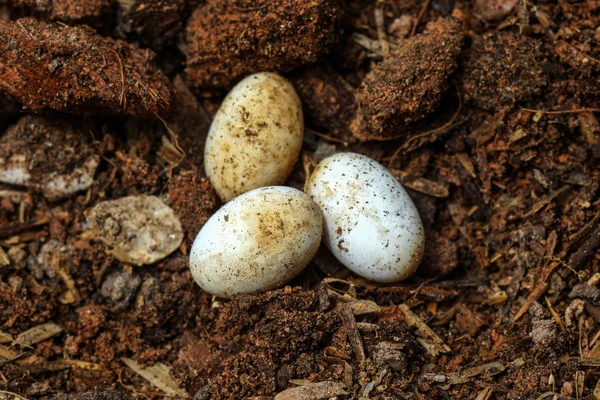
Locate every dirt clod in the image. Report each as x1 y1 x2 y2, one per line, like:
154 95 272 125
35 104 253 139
0 18 172 117
185 0 341 91
350 17 463 141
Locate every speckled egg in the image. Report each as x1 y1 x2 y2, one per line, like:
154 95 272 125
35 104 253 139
204 72 304 202
306 152 425 282
189 186 322 297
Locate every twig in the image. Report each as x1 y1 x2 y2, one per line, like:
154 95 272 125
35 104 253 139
16 20 35 40
103 47 126 107
388 91 463 166
513 262 559 321
410 0 431 37
154 112 186 171
521 107 600 115
545 297 567 334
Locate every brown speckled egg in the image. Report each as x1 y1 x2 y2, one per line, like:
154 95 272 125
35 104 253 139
204 72 303 202
189 186 322 297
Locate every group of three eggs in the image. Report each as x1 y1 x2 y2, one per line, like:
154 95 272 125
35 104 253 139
190 72 425 297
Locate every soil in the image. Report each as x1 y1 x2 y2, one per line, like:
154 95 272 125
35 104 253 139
1 0 600 399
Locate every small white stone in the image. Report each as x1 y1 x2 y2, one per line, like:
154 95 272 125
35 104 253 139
204 72 304 202
87 195 183 265
306 152 425 283
189 186 322 297
0 115 99 201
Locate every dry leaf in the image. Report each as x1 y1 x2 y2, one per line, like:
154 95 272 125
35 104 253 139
14 322 63 347
121 358 188 397
399 304 450 356
275 381 347 400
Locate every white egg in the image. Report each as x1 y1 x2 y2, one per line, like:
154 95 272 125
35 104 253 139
189 186 322 297
306 152 425 283
204 72 304 202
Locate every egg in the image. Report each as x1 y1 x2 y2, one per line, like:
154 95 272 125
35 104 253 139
189 186 322 297
306 152 425 283
204 72 304 202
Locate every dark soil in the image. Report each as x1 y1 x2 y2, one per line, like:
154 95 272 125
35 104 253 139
2 0 600 399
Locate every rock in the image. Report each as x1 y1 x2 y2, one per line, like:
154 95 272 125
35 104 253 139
87 195 184 265
0 18 172 117
372 342 407 373
100 269 142 307
530 319 557 345
569 283 600 301
0 115 100 200
350 17 463 141
185 0 341 91
37 239 64 279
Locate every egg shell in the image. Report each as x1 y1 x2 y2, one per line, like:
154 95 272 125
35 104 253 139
189 186 323 297
306 152 425 283
204 72 304 202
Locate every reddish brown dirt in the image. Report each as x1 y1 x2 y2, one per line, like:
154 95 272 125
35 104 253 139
0 18 172 117
185 0 341 92
2 1 600 400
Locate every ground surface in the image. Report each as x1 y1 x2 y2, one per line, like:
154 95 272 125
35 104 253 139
1 0 600 399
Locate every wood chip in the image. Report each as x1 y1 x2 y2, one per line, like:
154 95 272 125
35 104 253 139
51 251 81 303
0 390 29 400
340 304 366 364
0 246 9 266
349 300 381 316
0 330 13 344
576 371 585 399
391 169 449 198
475 387 493 400
0 344 19 360
569 225 600 270
593 377 600 399
275 381 347 400
344 362 353 389
514 262 559 322
398 304 450 356
456 153 476 177
545 297 567 334
65 359 102 370
524 185 570 217
121 358 188 397
14 322 63 347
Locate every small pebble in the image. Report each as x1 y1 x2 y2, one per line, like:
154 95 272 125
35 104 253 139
100 269 142 308
204 72 304 202
189 186 322 297
87 195 183 265
0 115 99 200
306 152 425 282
